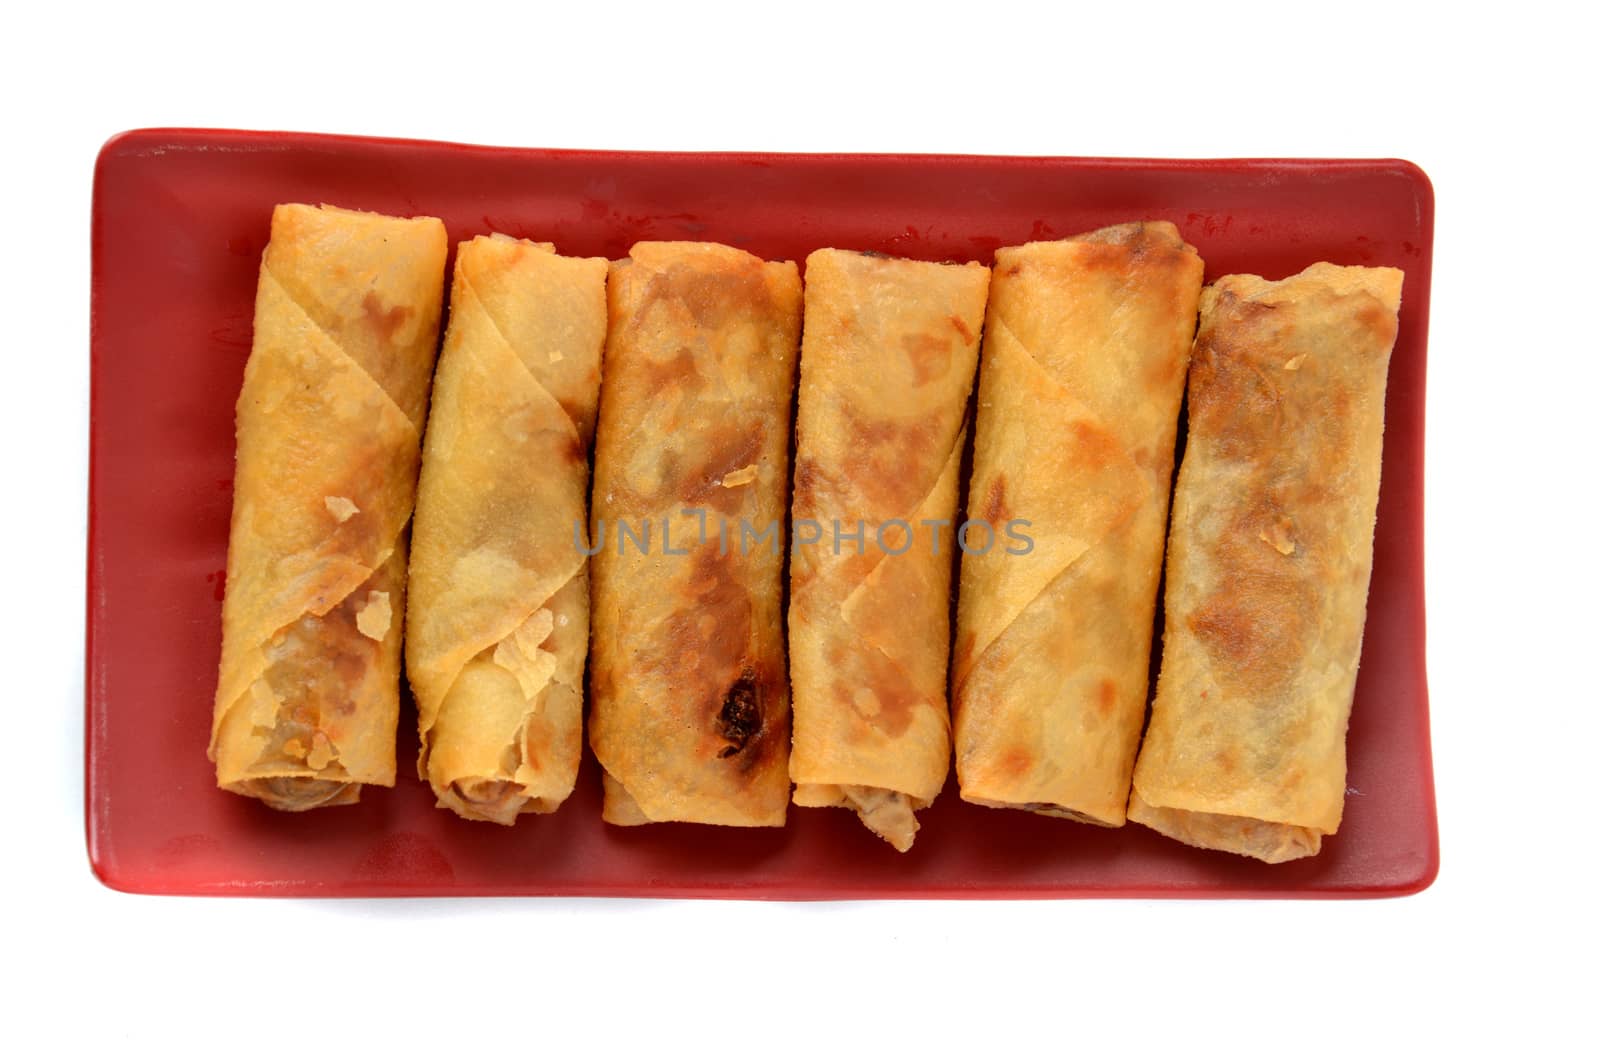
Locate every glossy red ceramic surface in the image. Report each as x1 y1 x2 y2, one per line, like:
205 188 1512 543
88 129 1436 897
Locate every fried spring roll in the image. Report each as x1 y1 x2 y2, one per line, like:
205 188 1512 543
405 236 607 824
952 222 1203 826
210 204 447 810
788 250 989 851
1129 262 1404 862
587 242 801 827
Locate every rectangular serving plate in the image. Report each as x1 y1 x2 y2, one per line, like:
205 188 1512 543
87 128 1437 898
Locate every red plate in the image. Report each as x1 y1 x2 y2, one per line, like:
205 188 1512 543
87 128 1437 897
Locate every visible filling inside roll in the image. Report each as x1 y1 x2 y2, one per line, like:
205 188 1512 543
957 786 1119 827
1129 792 1322 864
794 783 924 852
234 776 361 812
1013 801 1116 829
840 786 920 853
440 778 549 825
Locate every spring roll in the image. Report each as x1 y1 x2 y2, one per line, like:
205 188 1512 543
1129 262 1404 862
788 250 989 851
210 204 447 810
952 222 1203 826
587 242 801 827
405 236 606 824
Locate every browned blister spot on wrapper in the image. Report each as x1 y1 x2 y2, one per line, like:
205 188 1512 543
980 474 1010 525
362 291 413 344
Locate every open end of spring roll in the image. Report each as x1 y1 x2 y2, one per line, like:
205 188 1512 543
787 249 989 851
952 222 1203 827
210 204 447 808
231 778 362 812
405 236 607 825
587 242 801 828
1125 797 1323 863
1128 262 1404 862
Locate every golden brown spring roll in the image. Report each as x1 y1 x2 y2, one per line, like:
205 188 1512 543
952 222 1203 827
405 236 606 824
210 203 447 810
1129 262 1404 862
788 250 989 851
587 242 801 827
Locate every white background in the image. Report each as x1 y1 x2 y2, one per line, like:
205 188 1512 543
5 1 1593 1057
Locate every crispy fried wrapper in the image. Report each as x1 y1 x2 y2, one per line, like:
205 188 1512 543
406 236 606 824
587 242 801 827
953 222 1203 827
210 204 447 810
788 250 989 851
1129 262 1403 862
